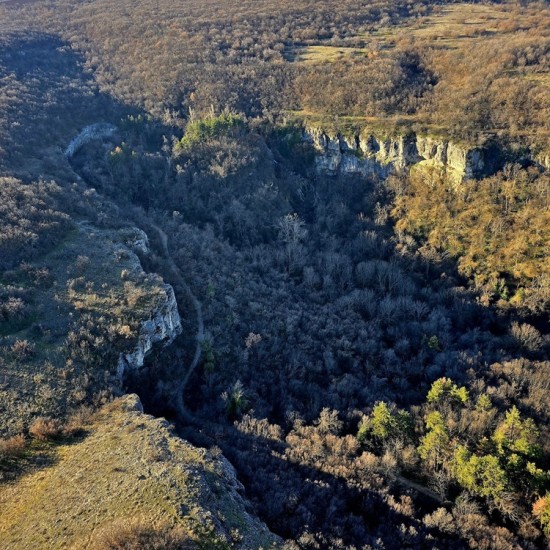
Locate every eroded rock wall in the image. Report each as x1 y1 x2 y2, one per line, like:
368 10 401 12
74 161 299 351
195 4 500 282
535 150 550 171
65 123 118 159
304 127 489 181
115 230 182 379
117 282 182 379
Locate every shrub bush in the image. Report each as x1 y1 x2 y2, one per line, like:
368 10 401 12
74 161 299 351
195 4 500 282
0 434 26 459
10 339 35 360
89 517 196 550
177 112 244 150
29 417 62 441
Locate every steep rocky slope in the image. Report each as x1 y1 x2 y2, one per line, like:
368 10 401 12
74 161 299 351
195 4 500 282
0 394 280 549
302 125 547 181
0 223 181 436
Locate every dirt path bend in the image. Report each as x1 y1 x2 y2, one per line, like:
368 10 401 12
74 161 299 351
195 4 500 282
395 474 445 504
149 223 205 416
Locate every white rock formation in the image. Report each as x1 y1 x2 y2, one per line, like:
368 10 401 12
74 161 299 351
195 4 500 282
65 123 118 159
304 126 489 180
117 283 182 380
534 149 550 171
120 227 150 255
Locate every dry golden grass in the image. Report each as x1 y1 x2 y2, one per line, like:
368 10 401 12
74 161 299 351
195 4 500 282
278 3 535 79
524 73 550 88
289 45 370 64
0 395 278 549
390 4 511 49
290 4 518 64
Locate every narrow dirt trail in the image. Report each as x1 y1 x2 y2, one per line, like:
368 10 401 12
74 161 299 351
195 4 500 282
395 474 445 504
149 223 205 416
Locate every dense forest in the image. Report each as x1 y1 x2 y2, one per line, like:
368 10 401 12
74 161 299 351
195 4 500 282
76 113 548 548
0 0 549 548
1 0 549 142
390 165 550 313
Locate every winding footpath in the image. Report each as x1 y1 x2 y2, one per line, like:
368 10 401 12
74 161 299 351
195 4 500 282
149 223 205 417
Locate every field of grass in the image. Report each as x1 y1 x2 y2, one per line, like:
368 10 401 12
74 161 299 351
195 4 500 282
287 45 371 64
0 395 278 548
379 3 512 48
287 4 514 64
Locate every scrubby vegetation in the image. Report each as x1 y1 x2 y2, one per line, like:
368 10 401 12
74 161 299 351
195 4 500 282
391 165 550 311
0 178 71 269
0 0 549 547
89 518 196 550
0 224 170 437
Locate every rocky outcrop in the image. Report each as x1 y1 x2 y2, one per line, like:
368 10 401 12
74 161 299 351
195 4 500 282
304 126 489 180
415 135 448 165
534 149 550 171
0 394 280 549
446 142 485 179
100 225 183 380
117 282 182 380
304 127 417 178
65 123 118 159
119 226 150 256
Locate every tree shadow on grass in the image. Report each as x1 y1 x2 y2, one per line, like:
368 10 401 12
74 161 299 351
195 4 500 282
0 430 90 485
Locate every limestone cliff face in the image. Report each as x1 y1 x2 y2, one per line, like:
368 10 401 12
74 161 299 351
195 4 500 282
304 126 488 180
116 230 182 380
534 150 550 171
415 135 448 165
120 226 150 256
65 123 118 159
304 127 416 178
117 283 182 380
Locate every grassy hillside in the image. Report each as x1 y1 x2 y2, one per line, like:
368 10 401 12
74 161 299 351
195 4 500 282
0 394 279 549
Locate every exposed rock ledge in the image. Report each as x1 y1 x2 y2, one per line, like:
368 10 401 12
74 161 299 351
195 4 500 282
65 122 118 159
534 149 550 171
116 231 182 380
117 282 182 380
303 127 493 181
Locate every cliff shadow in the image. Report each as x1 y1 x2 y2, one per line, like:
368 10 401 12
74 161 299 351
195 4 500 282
0 31 135 181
